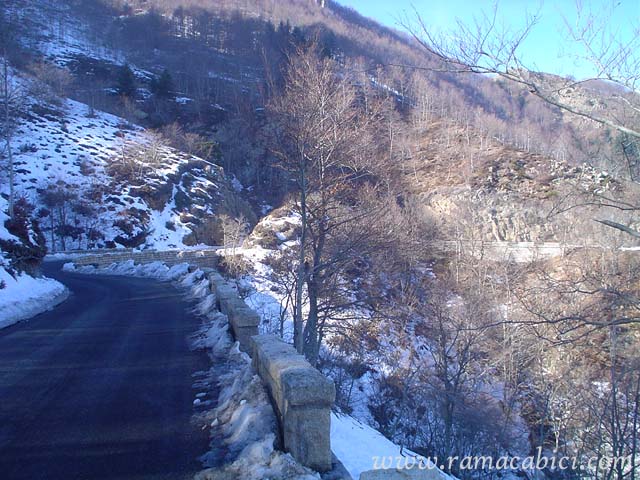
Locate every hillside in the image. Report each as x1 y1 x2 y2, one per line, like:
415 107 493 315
405 120 639 244
11 0 626 169
26 0 633 246
1 0 639 478
11 92 242 251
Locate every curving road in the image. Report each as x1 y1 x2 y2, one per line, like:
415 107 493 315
0 262 211 480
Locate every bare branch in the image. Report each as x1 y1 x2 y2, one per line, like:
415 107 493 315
401 2 640 139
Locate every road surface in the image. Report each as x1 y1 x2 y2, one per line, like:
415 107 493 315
0 262 211 480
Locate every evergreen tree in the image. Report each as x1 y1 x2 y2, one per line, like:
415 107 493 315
150 69 174 98
116 64 136 97
291 26 305 46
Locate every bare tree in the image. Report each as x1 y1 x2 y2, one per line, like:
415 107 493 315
39 182 80 252
268 44 392 363
108 132 167 182
264 248 299 339
220 213 248 251
405 2 640 139
0 26 23 221
29 61 74 105
404 2 640 243
403 6 640 455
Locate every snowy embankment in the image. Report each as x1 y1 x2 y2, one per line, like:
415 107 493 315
193 323 319 480
0 267 68 329
8 93 215 251
0 204 68 328
332 414 451 479
221 211 456 480
63 259 191 279
4 61 231 252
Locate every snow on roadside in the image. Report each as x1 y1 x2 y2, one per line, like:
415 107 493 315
67 256 450 479
332 413 451 480
0 194 68 327
0 267 68 329
68 258 445 480
218 216 439 479
194 343 319 480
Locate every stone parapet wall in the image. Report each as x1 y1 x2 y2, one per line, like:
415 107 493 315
72 248 220 269
207 271 259 352
251 334 336 473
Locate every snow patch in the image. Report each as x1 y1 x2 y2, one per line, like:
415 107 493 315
195 344 319 480
332 413 449 480
0 267 68 329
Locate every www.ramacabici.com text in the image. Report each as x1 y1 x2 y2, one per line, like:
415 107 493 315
372 448 632 473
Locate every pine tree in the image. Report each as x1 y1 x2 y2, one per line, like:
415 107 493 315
150 69 174 98
116 64 136 97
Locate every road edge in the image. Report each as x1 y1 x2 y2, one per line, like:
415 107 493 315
0 284 70 330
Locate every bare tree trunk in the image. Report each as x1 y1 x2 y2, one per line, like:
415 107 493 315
303 275 320 364
293 154 307 354
50 215 56 253
630 374 639 480
3 55 14 219
303 214 326 365
6 129 13 220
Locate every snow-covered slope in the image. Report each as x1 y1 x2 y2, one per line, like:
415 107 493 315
4 77 238 251
9 0 125 67
0 198 67 328
1 0 248 253
332 413 455 480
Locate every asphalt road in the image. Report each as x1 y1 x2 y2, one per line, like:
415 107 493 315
0 262 211 480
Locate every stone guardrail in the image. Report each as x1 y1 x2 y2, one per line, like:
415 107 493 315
207 270 260 352
251 335 336 473
71 248 221 269
205 271 340 475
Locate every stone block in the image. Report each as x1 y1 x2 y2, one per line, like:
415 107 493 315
282 367 335 406
251 335 335 472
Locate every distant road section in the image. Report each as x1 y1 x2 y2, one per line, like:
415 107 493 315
0 263 210 480
436 240 636 262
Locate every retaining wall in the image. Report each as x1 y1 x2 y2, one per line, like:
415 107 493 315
206 272 338 474
72 248 220 269
251 334 336 473
207 270 259 352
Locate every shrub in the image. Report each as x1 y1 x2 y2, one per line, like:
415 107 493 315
217 254 253 279
2 198 47 275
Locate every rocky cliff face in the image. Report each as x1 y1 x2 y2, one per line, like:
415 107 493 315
408 126 638 245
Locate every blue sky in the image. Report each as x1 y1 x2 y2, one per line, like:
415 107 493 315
334 0 639 80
